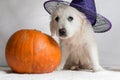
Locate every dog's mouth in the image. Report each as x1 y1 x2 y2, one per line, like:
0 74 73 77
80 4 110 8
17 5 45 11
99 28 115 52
59 36 67 39
58 34 71 39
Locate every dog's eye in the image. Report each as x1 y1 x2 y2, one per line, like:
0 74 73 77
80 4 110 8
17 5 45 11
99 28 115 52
68 16 73 21
55 16 59 22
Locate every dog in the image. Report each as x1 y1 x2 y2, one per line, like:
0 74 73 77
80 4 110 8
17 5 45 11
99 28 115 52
50 5 104 72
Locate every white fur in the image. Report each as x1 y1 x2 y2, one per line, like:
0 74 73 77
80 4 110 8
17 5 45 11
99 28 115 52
50 5 104 72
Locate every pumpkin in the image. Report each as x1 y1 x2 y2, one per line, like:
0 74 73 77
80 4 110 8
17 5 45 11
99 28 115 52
5 29 61 74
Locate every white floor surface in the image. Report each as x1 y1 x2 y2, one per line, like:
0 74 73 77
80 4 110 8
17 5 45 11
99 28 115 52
0 67 120 80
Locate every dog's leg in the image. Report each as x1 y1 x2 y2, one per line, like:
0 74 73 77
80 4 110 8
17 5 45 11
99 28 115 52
57 45 70 70
57 52 69 70
87 45 104 72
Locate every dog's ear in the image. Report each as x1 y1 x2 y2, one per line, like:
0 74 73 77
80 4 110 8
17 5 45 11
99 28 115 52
50 20 56 36
78 13 93 33
79 13 91 28
79 13 87 27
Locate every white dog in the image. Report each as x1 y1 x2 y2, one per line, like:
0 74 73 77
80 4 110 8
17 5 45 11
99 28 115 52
50 5 104 72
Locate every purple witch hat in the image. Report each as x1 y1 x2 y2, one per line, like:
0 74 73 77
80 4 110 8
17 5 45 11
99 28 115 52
44 0 112 33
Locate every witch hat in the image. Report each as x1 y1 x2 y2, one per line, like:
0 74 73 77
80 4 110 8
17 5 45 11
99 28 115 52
44 0 112 33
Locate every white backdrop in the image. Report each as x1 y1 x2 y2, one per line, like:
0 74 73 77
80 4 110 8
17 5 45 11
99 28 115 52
0 0 120 68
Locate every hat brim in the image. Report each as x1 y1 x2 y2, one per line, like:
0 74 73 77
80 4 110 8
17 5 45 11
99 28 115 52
44 0 112 33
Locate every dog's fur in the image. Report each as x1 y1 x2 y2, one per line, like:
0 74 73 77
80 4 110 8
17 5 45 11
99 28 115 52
50 5 104 72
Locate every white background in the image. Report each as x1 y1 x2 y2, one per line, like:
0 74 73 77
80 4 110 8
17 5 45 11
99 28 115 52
0 0 120 68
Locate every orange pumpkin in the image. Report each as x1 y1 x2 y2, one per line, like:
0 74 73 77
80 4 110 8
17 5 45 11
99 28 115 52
5 29 61 74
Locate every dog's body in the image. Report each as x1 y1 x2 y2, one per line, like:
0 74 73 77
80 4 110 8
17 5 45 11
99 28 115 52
50 5 104 72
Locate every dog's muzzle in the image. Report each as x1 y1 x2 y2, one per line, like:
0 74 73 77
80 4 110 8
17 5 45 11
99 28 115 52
59 28 67 37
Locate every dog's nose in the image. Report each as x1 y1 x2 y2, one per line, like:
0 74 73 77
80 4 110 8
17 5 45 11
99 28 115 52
59 28 66 36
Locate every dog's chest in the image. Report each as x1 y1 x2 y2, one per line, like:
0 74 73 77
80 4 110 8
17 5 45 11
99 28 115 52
60 39 90 65
60 38 86 51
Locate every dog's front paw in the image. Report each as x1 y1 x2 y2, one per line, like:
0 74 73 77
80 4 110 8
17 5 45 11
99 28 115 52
93 66 105 72
70 65 81 70
57 66 64 71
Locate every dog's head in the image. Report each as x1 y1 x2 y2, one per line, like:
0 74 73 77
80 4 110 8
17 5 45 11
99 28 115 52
50 5 87 39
